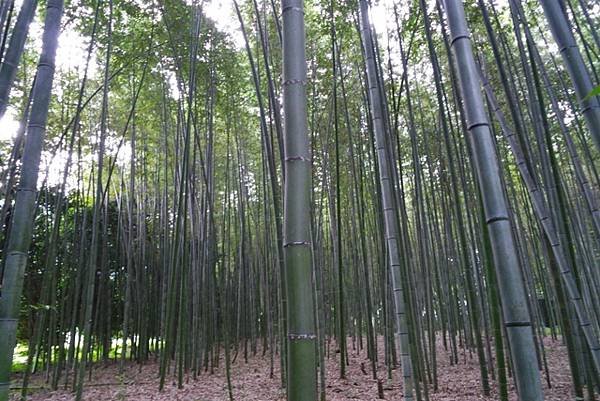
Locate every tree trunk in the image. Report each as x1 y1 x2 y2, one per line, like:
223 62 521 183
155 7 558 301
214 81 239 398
0 1 63 399
442 1 544 400
281 0 317 399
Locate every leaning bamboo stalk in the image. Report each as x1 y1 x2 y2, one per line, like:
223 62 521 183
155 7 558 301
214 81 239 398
442 1 544 400
75 1 112 399
0 1 63 400
538 0 600 153
479 65 600 379
508 0 600 241
0 0 13 48
479 0 600 241
0 0 38 118
358 1 414 399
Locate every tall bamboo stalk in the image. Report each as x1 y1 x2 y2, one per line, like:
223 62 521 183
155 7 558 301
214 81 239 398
0 0 37 118
442 1 544 400
0 1 63 399
538 0 600 153
358 1 414 399
281 0 316 399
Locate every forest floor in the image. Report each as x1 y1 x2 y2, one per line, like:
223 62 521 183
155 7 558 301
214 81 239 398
10 336 582 401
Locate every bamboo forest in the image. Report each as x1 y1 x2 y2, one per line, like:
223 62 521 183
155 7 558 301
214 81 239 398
0 0 599 400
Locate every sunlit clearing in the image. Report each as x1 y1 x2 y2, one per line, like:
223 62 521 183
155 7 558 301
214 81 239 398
56 27 97 79
370 1 389 33
204 0 244 48
0 107 20 142
38 149 72 189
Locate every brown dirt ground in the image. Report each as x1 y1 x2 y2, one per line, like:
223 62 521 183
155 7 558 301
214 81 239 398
9 336 586 400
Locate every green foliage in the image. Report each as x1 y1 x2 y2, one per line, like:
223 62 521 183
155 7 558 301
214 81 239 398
0 0 598 398
585 84 600 100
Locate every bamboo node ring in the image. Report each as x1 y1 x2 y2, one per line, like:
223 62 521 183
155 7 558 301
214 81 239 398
450 34 469 46
283 241 310 247
504 321 531 327
282 6 303 13
282 79 307 86
37 62 56 71
486 215 509 224
285 156 309 162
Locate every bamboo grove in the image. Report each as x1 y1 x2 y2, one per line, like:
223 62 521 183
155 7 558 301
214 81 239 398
0 0 598 400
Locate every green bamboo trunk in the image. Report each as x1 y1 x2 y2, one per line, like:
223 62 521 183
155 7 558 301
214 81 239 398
0 0 37 118
358 0 414 399
442 1 544 400
281 1 317 400
0 1 63 400
538 0 600 152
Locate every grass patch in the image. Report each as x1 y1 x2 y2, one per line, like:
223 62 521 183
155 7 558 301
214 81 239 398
12 342 28 373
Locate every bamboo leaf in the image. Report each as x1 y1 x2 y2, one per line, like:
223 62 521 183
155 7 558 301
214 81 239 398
585 85 600 100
